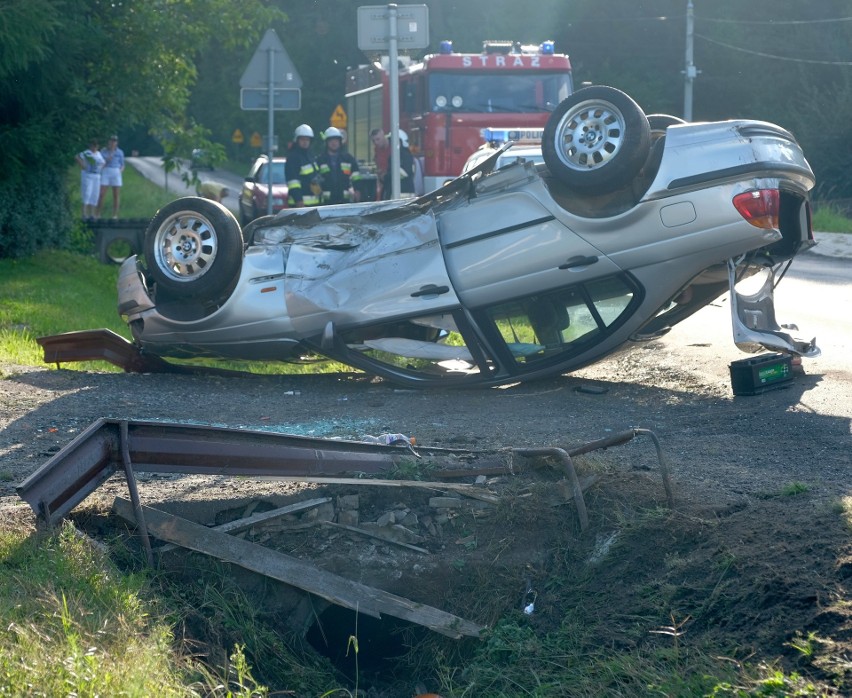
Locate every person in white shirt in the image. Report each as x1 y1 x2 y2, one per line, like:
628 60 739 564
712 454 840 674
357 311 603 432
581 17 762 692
75 139 105 221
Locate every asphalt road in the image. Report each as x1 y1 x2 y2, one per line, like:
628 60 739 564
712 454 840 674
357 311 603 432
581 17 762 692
127 156 244 215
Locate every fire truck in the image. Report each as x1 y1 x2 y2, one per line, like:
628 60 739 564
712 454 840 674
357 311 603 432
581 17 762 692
345 40 573 194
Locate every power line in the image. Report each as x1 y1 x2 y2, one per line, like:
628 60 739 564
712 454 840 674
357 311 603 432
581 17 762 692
695 33 852 66
696 15 852 25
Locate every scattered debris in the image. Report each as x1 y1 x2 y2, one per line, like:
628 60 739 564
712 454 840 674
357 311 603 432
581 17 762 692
16 419 675 641
112 498 483 638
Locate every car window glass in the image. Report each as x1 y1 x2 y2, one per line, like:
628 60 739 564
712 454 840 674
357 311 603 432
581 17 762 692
256 162 286 184
485 276 636 365
429 72 571 113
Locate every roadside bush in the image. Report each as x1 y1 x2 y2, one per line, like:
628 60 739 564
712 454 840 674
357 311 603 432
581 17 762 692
0 167 72 258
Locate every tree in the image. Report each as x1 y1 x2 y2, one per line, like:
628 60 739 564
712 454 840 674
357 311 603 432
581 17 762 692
0 0 284 257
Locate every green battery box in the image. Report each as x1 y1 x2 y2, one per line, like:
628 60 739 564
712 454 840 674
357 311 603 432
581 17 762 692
729 353 794 395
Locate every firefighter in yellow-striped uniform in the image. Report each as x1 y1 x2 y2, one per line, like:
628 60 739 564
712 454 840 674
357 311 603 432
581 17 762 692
285 124 321 207
316 127 362 205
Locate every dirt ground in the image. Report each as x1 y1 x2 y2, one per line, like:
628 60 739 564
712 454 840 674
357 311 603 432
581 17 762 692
1 314 850 692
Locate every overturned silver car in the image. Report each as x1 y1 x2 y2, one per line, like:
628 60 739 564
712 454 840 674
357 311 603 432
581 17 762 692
118 86 819 387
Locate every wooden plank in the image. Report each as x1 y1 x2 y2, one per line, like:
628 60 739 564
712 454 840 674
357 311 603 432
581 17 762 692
255 476 500 503
209 497 332 535
113 499 483 639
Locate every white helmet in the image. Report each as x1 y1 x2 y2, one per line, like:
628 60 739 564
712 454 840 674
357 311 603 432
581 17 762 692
294 124 314 139
324 127 343 140
398 129 409 147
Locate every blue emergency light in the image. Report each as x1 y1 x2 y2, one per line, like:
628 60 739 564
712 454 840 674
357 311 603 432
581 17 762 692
540 41 555 55
482 127 544 144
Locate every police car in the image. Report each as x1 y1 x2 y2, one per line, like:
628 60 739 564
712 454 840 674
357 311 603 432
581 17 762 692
461 127 545 174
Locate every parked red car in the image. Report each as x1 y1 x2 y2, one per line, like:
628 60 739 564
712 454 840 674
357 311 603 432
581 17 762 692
239 155 287 224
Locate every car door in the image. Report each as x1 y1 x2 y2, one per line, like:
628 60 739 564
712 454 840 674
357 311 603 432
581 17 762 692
439 174 622 308
283 209 461 338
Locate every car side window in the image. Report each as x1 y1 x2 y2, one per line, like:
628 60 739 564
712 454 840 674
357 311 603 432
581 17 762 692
484 276 637 365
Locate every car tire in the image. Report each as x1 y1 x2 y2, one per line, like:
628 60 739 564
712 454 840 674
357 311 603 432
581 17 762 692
647 113 687 142
143 197 243 300
542 85 650 194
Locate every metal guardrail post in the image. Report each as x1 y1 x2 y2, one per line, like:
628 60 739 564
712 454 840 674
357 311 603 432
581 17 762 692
120 421 154 566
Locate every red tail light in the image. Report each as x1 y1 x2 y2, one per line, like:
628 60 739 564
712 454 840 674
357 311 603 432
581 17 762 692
733 189 780 230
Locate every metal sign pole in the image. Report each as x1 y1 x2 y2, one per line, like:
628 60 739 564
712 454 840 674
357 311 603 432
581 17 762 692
683 0 696 121
267 47 275 215
388 3 401 199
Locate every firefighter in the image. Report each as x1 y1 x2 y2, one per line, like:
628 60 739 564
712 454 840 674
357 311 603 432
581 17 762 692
316 127 362 205
285 124 321 207
381 129 415 199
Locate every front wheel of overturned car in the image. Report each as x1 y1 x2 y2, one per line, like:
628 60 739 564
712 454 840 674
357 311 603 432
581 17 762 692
143 197 243 300
542 85 651 194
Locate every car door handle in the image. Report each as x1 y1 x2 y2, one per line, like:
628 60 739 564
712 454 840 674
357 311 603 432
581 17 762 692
558 255 599 270
411 284 450 298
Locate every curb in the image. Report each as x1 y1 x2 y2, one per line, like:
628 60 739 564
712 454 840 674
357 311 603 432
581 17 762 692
808 232 852 260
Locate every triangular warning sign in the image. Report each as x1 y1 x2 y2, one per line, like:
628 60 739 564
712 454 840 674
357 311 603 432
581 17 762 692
240 29 302 89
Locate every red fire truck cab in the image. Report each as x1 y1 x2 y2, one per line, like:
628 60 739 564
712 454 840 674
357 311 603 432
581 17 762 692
345 40 573 194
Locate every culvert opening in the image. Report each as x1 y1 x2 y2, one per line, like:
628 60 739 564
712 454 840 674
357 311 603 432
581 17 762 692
305 604 430 682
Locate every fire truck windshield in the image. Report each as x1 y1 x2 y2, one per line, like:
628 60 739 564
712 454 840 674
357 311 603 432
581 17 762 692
428 72 571 113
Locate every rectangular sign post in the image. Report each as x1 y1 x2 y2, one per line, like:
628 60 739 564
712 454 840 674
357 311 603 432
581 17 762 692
357 4 428 199
240 29 303 214
240 88 301 110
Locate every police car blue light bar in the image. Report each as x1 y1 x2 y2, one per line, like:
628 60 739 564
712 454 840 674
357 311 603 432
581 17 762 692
481 127 544 144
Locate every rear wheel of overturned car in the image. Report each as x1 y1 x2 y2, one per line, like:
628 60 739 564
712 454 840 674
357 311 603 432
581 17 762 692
143 197 243 300
543 85 651 194
647 113 687 142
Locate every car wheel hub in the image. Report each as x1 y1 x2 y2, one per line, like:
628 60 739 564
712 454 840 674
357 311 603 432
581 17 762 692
556 99 625 172
154 213 217 282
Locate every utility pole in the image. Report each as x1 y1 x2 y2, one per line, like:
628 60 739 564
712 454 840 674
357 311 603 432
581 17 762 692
388 3 401 200
684 0 696 121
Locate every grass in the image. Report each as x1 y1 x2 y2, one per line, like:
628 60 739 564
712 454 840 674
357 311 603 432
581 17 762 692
0 252 127 369
0 521 202 696
67 163 177 221
812 204 852 234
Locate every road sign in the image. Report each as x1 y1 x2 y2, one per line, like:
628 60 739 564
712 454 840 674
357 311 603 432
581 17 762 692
357 4 429 51
240 88 301 111
250 132 262 148
330 104 348 129
240 29 302 89
232 129 244 144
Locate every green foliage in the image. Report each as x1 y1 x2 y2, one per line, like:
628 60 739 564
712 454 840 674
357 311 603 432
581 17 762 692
0 167 71 257
0 0 285 259
812 205 852 234
781 482 811 497
0 521 195 696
